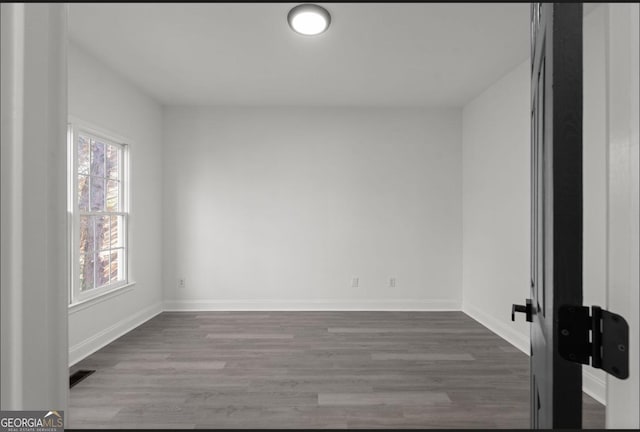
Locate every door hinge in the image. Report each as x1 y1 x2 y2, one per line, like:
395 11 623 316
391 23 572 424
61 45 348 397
558 305 629 379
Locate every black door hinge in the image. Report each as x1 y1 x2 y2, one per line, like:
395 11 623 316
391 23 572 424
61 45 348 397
558 305 629 379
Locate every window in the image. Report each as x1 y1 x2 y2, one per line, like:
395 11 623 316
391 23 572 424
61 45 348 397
68 122 130 304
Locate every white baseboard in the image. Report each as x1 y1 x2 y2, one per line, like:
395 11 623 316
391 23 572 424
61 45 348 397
69 302 163 366
463 303 607 406
583 369 607 405
463 303 529 354
163 299 461 312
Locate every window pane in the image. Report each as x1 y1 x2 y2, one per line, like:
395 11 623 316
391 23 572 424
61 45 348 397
80 253 95 291
78 135 90 175
90 140 105 177
110 249 123 283
106 180 119 212
110 216 121 248
74 130 128 300
79 215 95 254
90 177 105 211
106 144 119 180
78 175 90 212
95 215 110 251
96 251 110 288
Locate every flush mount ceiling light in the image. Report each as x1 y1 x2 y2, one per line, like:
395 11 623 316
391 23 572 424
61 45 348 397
287 4 331 36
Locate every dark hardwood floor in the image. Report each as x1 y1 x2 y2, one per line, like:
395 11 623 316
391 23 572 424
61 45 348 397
69 311 605 429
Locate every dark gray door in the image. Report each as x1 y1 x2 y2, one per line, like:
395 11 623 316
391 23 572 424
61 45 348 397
530 3 583 429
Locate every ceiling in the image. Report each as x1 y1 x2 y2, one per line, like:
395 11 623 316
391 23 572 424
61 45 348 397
68 3 532 107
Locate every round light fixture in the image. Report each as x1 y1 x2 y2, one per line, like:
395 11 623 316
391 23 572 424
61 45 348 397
287 4 331 36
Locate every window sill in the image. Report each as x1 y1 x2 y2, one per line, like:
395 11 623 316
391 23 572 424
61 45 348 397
68 282 136 315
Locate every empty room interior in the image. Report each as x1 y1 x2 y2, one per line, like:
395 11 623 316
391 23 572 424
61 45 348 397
1 2 639 430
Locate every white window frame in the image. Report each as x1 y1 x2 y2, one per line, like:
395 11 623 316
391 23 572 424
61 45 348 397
68 118 132 306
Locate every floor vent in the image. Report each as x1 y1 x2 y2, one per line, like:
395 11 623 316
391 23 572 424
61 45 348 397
69 370 95 389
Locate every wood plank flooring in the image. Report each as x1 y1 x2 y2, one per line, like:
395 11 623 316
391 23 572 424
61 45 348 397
68 311 605 429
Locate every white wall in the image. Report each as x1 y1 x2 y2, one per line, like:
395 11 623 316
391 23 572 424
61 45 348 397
163 107 462 310
67 42 164 364
461 60 531 350
461 5 611 404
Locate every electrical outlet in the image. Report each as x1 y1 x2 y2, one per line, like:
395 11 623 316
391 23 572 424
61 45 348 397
352 277 359 288
178 278 186 289
390 277 396 288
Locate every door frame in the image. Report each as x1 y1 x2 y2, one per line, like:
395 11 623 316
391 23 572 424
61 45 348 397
0 2 69 412
605 3 640 429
